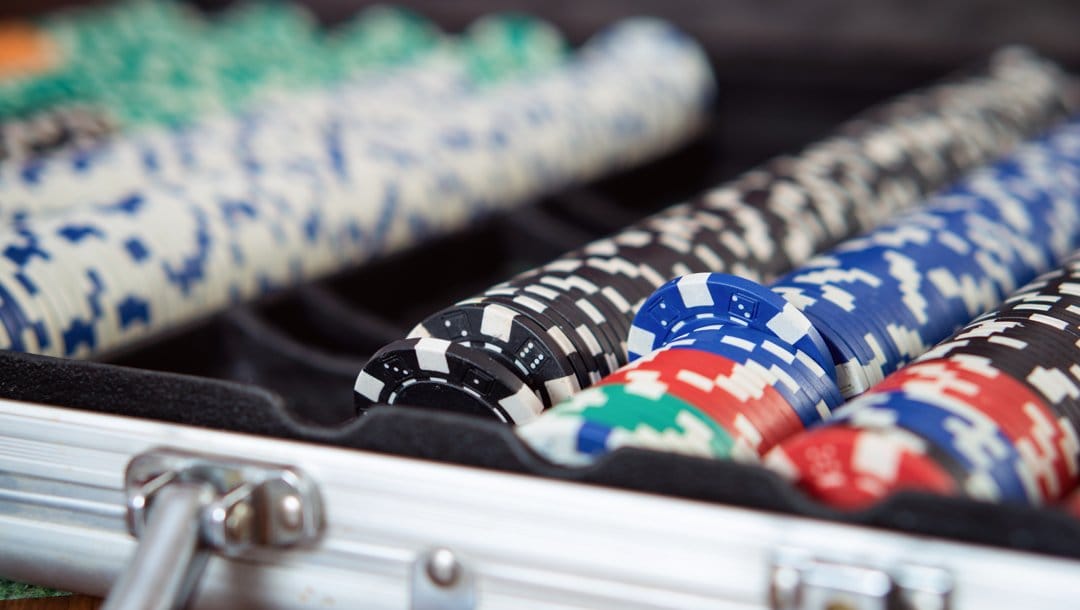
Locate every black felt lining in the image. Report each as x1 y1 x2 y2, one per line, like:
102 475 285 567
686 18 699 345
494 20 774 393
5 348 1080 561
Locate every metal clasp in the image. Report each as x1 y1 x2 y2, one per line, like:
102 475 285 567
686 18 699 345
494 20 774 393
102 448 325 610
771 548 953 610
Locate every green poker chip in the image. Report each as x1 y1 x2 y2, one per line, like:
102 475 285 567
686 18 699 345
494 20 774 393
0 1 570 131
460 13 568 84
329 6 442 77
549 384 735 458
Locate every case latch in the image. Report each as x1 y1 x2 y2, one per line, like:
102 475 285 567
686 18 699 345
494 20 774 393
770 548 953 610
102 448 325 610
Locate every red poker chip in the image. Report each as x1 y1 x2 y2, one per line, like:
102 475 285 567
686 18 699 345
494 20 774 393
764 424 958 510
877 356 1079 502
599 347 804 456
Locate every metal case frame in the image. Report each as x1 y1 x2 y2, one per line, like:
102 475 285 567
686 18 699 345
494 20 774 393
2 398 1079 609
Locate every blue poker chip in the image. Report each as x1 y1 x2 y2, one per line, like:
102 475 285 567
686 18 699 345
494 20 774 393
962 176 1059 269
796 239 955 367
896 194 1056 318
763 149 1079 397
628 272 834 380
931 206 1046 296
0 280 49 353
571 418 618 457
768 281 895 396
666 324 842 426
776 255 907 353
834 389 1037 504
897 217 998 336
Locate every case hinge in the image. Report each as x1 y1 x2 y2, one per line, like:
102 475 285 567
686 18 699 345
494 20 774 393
102 448 325 610
770 547 953 610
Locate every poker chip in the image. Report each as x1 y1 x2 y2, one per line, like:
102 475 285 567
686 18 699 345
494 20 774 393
1061 487 1080 520
597 345 801 458
0 2 446 132
770 121 1080 397
876 358 1080 501
0 10 573 221
972 260 1080 332
831 390 1036 503
0 18 716 364
663 325 842 426
483 282 623 378
353 337 544 424
406 300 584 406
370 45 1076 425
764 424 959 510
468 291 608 387
521 113 1080 474
628 272 835 378
511 254 654 329
0 20 61 80
538 277 631 370
516 381 733 466
623 116 1080 416
459 13 567 84
920 317 1080 429
770 247 1080 509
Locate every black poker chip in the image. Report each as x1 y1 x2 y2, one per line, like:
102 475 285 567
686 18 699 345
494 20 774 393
920 318 1080 434
523 269 635 361
526 272 631 357
469 292 603 388
486 283 622 378
354 337 545 423
408 300 583 406
918 248 1080 431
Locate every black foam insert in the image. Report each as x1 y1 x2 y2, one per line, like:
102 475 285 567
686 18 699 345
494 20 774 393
8 350 1080 560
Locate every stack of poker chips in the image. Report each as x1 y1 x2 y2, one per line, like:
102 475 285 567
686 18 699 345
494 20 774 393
0 2 449 130
0 2 446 160
518 280 843 464
0 19 716 360
517 117 1080 466
769 245 1080 509
354 47 1078 422
0 12 569 221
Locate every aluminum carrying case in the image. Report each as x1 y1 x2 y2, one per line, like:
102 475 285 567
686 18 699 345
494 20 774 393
5 1 1080 609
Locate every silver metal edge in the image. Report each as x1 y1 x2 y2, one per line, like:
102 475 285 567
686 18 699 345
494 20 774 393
0 398 1078 609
